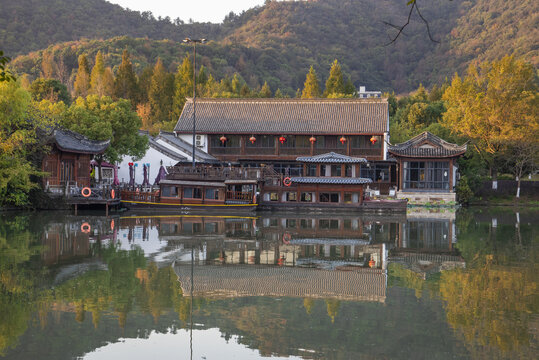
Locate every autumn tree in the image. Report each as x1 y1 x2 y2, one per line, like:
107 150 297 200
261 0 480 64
301 66 320 99
113 49 139 106
259 81 272 98
138 65 154 104
171 54 193 123
73 54 91 98
148 58 174 130
89 51 114 97
323 59 345 97
29 78 71 105
40 51 56 79
443 55 539 182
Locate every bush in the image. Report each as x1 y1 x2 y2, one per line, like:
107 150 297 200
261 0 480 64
456 176 473 205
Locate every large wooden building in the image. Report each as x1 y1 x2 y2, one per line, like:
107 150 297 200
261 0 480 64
174 98 397 191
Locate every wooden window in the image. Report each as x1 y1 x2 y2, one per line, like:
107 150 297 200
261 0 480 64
331 165 342 176
205 188 220 200
60 161 74 183
300 219 315 229
269 192 279 201
162 186 177 197
319 192 339 203
280 135 295 148
184 187 202 199
319 219 339 229
300 192 314 202
285 192 297 202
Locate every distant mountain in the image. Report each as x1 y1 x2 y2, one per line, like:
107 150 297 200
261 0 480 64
4 0 537 93
0 0 222 56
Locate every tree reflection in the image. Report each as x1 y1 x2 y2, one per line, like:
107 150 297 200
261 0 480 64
0 215 44 355
440 260 538 356
438 209 538 357
391 208 539 357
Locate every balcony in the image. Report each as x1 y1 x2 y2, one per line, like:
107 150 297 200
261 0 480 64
244 147 276 155
279 147 311 156
210 147 241 155
350 148 382 157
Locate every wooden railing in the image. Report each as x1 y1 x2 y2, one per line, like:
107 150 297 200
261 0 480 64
167 166 277 181
121 190 159 203
350 148 382 157
226 191 253 202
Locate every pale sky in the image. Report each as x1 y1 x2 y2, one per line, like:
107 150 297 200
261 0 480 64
107 0 266 24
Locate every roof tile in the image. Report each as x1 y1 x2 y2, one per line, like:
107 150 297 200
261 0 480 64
175 98 388 134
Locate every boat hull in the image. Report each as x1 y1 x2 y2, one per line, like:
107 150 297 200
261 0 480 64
121 199 258 213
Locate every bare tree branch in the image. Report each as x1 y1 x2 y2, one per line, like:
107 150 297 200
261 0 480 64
414 1 440 43
383 0 439 46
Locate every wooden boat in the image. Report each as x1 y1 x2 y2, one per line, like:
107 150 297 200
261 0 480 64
120 155 407 213
120 166 274 213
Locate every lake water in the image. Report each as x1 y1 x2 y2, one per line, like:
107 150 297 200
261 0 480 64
0 208 537 359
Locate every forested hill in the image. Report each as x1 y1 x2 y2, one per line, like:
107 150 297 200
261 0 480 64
0 0 222 55
4 0 538 93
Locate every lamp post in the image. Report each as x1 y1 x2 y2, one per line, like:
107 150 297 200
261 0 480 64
182 38 207 168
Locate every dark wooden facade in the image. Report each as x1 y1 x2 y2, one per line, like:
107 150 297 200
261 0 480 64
207 134 385 162
42 129 110 189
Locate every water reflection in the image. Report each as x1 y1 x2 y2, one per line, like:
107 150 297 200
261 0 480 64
0 208 537 359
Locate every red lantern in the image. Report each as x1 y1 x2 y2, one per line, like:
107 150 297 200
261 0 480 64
249 136 256 144
220 136 227 144
370 136 377 145
279 136 286 144
340 136 347 144
309 136 316 144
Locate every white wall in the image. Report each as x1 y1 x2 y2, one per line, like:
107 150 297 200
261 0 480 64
178 133 208 153
118 147 178 186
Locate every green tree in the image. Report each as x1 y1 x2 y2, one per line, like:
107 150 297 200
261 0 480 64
344 76 356 96
148 58 174 129
231 73 242 95
113 50 139 105
138 65 154 103
29 78 71 104
0 51 15 82
171 55 193 123
73 54 91 98
0 82 52 207
63 95 148 170
259 81 272 98
443 55 539 180
89 51 113 97
301 66 320 99
323 59 345 97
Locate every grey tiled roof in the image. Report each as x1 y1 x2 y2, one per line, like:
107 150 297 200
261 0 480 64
297 152 367 164
148 137 187 162
174 98 389 134
174 264 386 302
53 129 110 154
157 131 218 162
290 177 372 185
388 131 467 158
